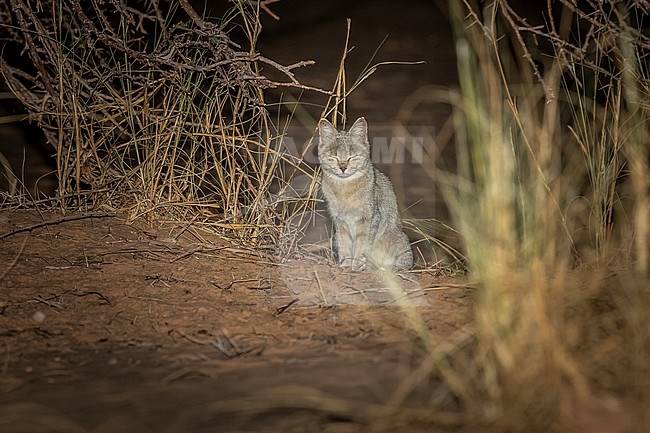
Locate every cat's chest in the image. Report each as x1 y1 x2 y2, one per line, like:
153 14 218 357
322 173 373 216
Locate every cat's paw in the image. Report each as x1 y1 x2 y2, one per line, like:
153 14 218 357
350 259 366 271
338 257 366 271
338 258 353 268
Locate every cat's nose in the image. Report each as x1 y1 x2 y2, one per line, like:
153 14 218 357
339 165 347 172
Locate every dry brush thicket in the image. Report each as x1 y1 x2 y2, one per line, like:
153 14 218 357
0 0 323 251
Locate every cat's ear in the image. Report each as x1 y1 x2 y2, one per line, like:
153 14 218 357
318 119 337 145
348 117 368 144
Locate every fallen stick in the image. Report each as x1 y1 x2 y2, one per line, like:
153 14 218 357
0 211 116 241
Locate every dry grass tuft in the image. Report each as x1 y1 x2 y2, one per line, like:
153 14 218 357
422 0 650 430
0 0 326 252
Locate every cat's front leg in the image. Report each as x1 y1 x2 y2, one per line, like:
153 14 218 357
349 217 370 271
333 219 355 267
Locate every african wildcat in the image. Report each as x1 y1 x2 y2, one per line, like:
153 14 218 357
318 117 413 270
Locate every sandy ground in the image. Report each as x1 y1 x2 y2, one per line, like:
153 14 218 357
0 209 473 432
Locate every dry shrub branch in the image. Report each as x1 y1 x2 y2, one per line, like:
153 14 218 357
0 0 325 251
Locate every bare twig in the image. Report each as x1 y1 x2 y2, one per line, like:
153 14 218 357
0 212 116 241
260 0 281 21
274 298 298 315
178 0 205 29
0 233 28 280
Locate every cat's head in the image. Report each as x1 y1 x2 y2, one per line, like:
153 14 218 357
318 117 371 179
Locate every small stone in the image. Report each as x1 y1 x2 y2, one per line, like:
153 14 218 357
33 311 46 323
